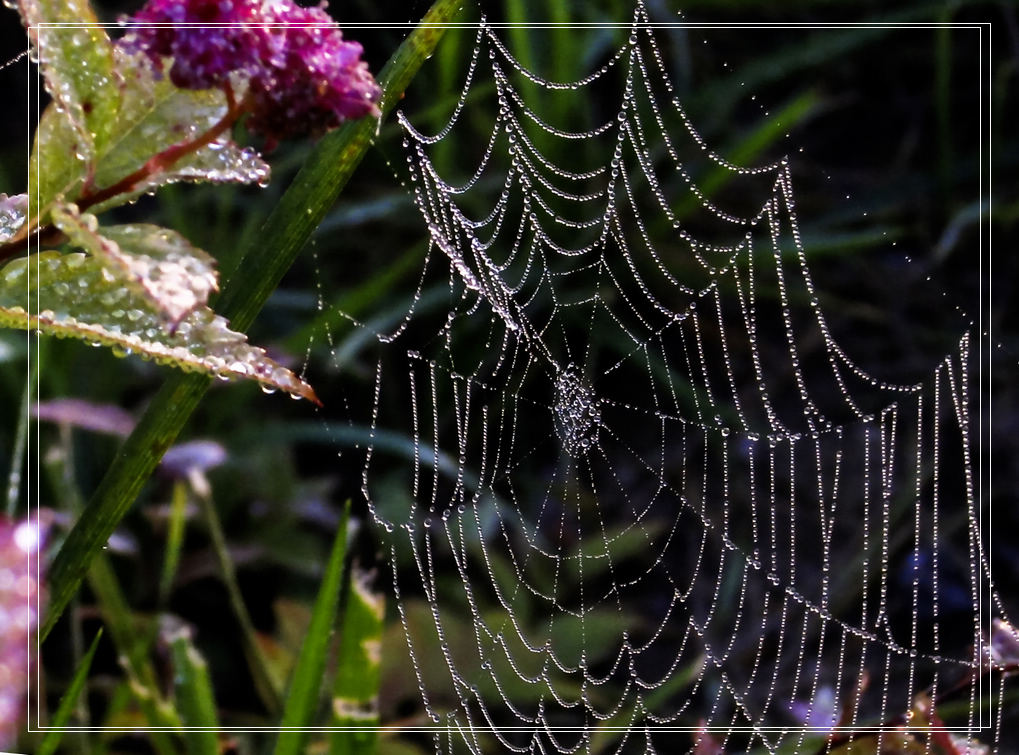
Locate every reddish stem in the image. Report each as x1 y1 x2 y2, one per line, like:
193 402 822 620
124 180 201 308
0 83 251 264
76 83 250 213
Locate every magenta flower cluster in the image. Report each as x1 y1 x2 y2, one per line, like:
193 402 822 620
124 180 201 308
0 517 46 749
122 0 381 143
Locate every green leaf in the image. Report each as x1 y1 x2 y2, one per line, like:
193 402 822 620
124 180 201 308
37 629 103 755
0 251 319 403
673 89 820 220
41 0 464 643
329 567 385 755
87 51 269 214
549 608 638 668
53 204 218 326
194 483 283 713
29 98 89 219
274 502 351 755
30 49 269 223
169 627 222 755
17 0 119 158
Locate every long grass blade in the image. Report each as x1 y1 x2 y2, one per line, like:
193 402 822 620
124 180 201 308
169 628 221 755
194 481 283 712
37 629 103 755
273 501 351 755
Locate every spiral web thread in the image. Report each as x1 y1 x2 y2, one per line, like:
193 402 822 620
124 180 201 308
311 5 1012 753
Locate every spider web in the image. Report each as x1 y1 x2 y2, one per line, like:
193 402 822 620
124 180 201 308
309 6 1012 753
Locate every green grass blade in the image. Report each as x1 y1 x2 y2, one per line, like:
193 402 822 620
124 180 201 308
195 483 283 713
37 629 103 755
169 628 221 755
157 479 188 607
273 501 351 755
328 568 384 755
41 0 463 641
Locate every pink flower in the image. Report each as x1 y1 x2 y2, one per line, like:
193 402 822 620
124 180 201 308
0 516 47 749
244 1 380 144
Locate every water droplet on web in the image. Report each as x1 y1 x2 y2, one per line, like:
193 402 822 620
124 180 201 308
553 365 600 457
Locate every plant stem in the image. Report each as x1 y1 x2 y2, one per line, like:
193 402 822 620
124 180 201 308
42 0 464 642
192 474 283 714
157 479 189 608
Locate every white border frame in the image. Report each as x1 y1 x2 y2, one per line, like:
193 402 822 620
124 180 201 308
18 11 994 744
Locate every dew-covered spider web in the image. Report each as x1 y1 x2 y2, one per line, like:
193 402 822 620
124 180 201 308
307 6 1013 753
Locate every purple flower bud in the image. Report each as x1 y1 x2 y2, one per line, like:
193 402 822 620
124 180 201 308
788 685 838 731
120 0 381 144
160 439 228 479
0 194 28 244
121 0 266 90
33 398 136 437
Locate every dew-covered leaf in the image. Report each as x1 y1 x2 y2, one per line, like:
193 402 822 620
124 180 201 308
30 50 269 221
0 251 319 404
53 204 217 326
17 0 120 161
86 51 269 213
29 98 89 219
0 194 28 244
